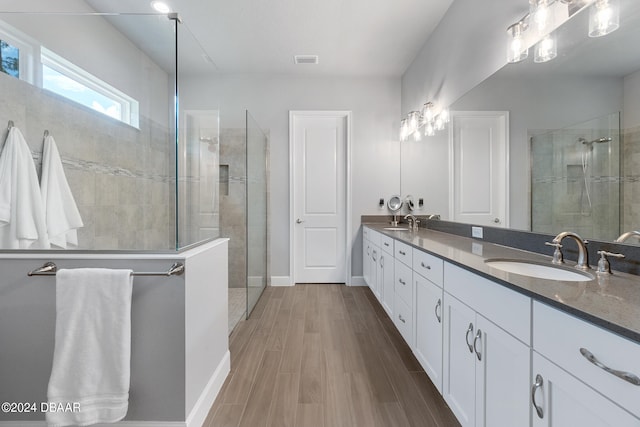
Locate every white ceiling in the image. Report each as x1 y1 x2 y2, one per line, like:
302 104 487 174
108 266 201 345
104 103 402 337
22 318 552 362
85 0 455 77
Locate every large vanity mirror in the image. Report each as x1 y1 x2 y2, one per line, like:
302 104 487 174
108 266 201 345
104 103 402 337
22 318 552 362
401 0 640 245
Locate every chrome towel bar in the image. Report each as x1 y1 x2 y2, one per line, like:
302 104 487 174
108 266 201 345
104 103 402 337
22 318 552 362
27 262 185 277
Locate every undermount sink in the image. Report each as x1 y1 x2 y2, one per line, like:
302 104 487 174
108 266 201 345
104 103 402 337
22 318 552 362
383 227 410 231
484 258 594 282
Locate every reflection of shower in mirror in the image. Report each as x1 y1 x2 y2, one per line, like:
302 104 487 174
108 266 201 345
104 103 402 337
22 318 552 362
578 136 612 215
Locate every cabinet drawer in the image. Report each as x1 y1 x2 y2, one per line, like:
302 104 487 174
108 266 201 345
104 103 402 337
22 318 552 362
394 294 414 347
394 259 413 306
413 249 443 287
381 234 394 255
394 240 412 267
363 226 370 241
534 301 640 418
368 229 381 247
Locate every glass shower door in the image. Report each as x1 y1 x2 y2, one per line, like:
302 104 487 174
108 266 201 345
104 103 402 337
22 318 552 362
246 110 268 316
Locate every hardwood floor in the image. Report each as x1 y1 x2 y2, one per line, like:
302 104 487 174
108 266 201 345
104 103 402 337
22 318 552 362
205 284 460 427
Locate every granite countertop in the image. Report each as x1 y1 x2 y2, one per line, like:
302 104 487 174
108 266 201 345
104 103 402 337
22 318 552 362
364 223 640 344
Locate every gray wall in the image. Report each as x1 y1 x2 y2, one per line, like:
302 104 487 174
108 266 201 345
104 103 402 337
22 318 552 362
180 74 401 279
0 257 186 422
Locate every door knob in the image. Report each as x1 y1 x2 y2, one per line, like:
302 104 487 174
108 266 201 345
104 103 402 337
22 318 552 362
296 219 304 224
493 218 500 223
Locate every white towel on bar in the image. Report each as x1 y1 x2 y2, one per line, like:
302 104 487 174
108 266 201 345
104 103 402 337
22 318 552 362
41 134 83 248
0 126 50 249
46 268 133 427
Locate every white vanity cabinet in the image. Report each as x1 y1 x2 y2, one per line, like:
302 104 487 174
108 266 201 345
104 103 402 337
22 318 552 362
365 228 381 300
413 249 444 392
531 301 640 426
443 263 532 427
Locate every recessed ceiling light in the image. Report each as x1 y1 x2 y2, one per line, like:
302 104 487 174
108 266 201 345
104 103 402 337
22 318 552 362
294 55 319 65
151 1 171 13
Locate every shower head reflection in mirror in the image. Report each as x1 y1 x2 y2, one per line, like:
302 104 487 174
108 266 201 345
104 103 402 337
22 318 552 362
579 136 612 215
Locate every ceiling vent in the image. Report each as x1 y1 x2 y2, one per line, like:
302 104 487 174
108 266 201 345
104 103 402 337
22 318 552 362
294 55 319 65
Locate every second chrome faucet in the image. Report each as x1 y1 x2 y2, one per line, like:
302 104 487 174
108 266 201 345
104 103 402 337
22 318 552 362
546 231 590 270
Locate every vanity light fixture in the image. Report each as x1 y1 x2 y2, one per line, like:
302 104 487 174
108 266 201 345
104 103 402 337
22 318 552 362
589 0 619 37
399 102 450 141
508 0 620 64
151 1 171 13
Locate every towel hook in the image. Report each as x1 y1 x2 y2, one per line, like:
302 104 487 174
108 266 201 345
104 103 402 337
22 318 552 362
7 120 14 131
43 130 49 138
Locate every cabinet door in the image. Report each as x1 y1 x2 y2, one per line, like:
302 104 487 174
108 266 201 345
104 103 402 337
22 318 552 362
363 239 370 286
414 274 443 392
371 245 380 299
379 251 394 316
443 294 477 427
531 352 640 427
475 314 531 427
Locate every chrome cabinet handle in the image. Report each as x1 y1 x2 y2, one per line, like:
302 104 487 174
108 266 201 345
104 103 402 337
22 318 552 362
399 250 406 256
367 247 370 256
580 348 640 386
372 250 377 262
398 278 406 285
473 330 482 361
398 314 406 323
421 261 431 270
384 242 390 247
531 374 544 419
435 298 441 323
465 323 474 353
380 256 384 268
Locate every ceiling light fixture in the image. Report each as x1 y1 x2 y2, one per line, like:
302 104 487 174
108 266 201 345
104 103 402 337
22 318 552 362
151 1 171 13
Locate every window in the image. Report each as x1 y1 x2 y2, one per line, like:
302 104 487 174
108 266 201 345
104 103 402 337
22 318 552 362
0 39 19 78
41 48 139 127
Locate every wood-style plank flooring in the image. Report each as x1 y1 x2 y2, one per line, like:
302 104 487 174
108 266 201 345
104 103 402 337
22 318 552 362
204 284 461 427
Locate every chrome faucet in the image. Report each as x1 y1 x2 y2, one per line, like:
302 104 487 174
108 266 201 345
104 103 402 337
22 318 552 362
614 230 640 243
404 214 419 231
547 231 590 270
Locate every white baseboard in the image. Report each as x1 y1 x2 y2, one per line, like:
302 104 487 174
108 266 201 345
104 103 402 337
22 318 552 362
186 350 231 427
2 352 232 427
0 422 185 427
270 276 293 286
349 276 367 286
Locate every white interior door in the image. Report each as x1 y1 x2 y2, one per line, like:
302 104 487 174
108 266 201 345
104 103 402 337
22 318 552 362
291 112 348 283
449 112 509 227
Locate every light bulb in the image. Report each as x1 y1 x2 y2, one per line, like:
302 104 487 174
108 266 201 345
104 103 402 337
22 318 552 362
533 0 550 34
440 108 450 123
413 130 421 141
434 115 445 131
408 111 420 134
400 119 408 141
422 102 435 123
425 122 435 137
534 34 557 63
589 0 619 37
